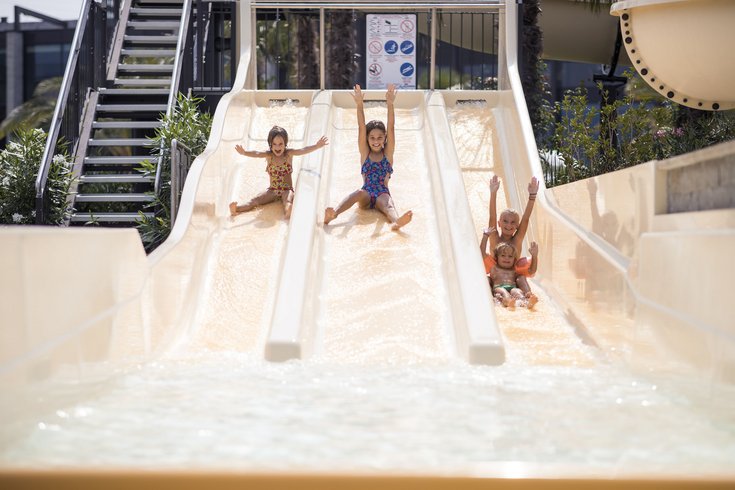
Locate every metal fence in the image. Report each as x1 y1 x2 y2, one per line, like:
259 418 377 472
252 2 502 90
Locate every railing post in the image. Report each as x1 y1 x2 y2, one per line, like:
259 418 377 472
319 7 325 90
430 8 436 90
171 139 180 226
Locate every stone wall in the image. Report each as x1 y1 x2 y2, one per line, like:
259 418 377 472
665 141 735 213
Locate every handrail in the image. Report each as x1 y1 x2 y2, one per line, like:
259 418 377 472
170 139 192 226
155 0 194 195
252 1 502 7
35 0 95 224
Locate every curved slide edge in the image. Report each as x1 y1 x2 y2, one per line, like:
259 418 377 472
0 1 262 381
423 91 505 365
265 90 332 362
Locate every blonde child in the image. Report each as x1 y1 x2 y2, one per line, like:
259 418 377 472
488 241 539 308
480 175 539 277
230 125 328 219
323 84 412 231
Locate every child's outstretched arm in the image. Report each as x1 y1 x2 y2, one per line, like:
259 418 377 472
515 176 539 243
384 83 396 163
351 84 368 158
234 144 270 159
488 175 500 228
288 136 329 156
528 241 538 276
480 227 491 257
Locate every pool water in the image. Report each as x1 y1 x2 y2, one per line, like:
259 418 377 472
2 351 734 474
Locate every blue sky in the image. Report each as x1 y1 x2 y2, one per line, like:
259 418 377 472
1 0 84 23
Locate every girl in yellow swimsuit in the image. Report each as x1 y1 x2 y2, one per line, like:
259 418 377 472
230 126 328 219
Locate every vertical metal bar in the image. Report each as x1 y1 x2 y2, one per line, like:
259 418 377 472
251 7 257 89
171 139 179 227
319 7 325 90
498 5 507 89
219 8 224 88
429 8 436 90
275 9 281 88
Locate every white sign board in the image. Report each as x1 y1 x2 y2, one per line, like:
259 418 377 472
365 14 417 90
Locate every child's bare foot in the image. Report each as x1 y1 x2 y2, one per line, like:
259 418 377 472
494 292 513 308
391 210 413 231
324 207 337 225
229 202 238 216
525 292 538 308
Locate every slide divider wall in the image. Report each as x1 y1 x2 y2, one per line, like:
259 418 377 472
265 90 333 361
423 91 505 365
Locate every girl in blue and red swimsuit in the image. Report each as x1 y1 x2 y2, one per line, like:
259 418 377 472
324 84 412 231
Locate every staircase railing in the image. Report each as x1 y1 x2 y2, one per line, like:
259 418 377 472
170 139 192 226
154 0 194 196
35 0 122 224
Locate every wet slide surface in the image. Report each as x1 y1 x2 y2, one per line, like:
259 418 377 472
173 103 308 356
445 101 598 367
316 99 453 364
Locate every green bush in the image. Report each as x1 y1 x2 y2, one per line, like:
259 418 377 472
539 71 735 186
137 93 212 252
0 127 73 225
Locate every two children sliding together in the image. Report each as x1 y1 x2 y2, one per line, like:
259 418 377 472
480 175 540 308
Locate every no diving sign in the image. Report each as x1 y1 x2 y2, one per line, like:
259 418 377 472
366 14 417 90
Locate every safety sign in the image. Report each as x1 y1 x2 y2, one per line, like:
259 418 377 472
365 14 417 90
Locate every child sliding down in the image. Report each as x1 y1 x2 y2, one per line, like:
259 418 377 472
488 241 539 308
230 125 328 219
480 175 540 305
323 84 412 231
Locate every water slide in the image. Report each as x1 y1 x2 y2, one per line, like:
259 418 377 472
2 0 734 486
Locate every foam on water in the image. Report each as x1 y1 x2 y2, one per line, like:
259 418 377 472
2 353 734 473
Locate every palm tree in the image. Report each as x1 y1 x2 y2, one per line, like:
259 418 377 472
577 0 614 12
326 11 356 89
0 77 62 141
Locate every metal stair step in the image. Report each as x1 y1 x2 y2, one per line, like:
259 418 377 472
117 64 174 72
70 212 154 223
124 35 177 44
75 193 155 203
113 78 171 86
79 174 154 184
121 48 176 57
84 155 152 165
99 87 169 95
88 138 154 146
96 104 167 112
130 8 183 16
127 20 181 29
137 0 185 4
92 121 163 129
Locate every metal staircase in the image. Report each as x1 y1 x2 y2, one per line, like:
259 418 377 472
71 0 186 225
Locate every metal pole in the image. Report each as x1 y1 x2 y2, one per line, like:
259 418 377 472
251 6 257 89
320 7 325 90
171 139 180 226
430 8 436 90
